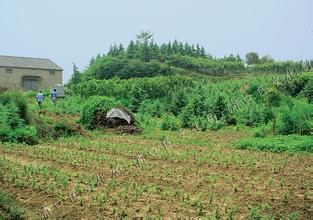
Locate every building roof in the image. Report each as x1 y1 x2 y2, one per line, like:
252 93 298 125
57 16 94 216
0 55 63 71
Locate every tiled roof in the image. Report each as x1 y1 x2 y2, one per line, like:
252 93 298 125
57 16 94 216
0 55 63 71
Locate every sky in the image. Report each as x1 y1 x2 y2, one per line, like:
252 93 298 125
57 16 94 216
1 0 312 83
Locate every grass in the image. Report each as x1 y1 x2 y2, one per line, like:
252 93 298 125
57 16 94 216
234 135 313 153
0 190 25 219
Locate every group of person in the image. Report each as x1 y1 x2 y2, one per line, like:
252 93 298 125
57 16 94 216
36 89 58 109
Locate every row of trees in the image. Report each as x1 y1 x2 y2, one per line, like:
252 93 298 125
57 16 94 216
103 32 208 63
68 32 312 85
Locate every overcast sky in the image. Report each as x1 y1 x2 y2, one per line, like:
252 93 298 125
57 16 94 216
1 0 312 82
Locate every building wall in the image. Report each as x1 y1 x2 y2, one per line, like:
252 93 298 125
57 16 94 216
0 67 62 90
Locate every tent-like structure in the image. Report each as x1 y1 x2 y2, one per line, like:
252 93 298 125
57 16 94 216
106 108 132 124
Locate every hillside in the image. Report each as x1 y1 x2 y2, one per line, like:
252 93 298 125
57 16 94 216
0 33 312 218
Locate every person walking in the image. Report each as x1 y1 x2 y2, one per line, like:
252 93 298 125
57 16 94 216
36 91 44 110
51 88 58 105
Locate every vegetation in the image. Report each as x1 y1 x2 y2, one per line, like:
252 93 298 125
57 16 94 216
0 190 25 219
235 135 313 153
0 33 312 218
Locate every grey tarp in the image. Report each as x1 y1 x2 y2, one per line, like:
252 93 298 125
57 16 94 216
106 108 131 124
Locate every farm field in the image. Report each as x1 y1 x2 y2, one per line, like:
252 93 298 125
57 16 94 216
1 33 313 219
0 125 312 219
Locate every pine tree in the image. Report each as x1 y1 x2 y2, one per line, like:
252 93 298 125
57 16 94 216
89 56 95 66
136 31 153 62
200 47 206 57
127 40 136 59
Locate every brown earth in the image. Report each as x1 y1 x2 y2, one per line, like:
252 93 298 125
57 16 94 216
0 129 312 219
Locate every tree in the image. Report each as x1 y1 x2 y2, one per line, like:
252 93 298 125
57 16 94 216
136 31 153 62
211 96 228 119
68 64 81 93
260 55 274 64
89 56 95 66
245 51 260 65
265 88 281 133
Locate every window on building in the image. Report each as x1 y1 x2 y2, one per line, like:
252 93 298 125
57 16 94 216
49 70 55 75
5 68 12 73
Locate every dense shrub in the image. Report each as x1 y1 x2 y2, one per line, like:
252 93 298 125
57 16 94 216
138 99 165 117
161 115 181 131
168 89 189 116
235 135 313 153
301 79 313 103
0 102 37 145
0 123 37 145
0 92 29 123
249 61 303 74
84 56 169 80
170 54 245 75
52 120 81 139
210 96 228 119
47 96 85 115
80 96 117 129
235 103 270 127
180 104 197 128
253 124 272 138
276 100 313 135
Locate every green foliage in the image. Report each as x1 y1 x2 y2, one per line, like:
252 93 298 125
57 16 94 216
46 96 84 115
161 115 181 131
0 103 24 129
0 190 25 219
234 103 270 127
52 120 80 139
250 61 303 74
245 52 260 65
211 96 228 119
180 104 197 128
0 101 37 145
80 96 117 130
170 54 245 75
301 79 313 103
253 124 272 138
276 100 313 135
0 91 29 123
169 90 189 116
235 135 313 153
138 99 165 117
265 88 281 108
84 56 169 80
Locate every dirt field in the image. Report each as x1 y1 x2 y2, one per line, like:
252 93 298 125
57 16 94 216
0 129 312 219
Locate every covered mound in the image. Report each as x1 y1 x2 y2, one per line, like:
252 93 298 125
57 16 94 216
80 96 141 133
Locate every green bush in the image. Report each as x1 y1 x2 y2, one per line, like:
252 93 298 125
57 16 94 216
301 79 313 103
208 119 226 131
0 91 29 123
253 124 272 138
210 95 228 119
180 104 197 128
80 96 117 130
276 100 313 135
0 103 37 145
234 135 313 153
12 126 38 145
47 96 85 115
0 103 24 129
136 113 159 132
138 99 165 117
52 120 80 139
161 115 181 131
195 116 208 131
0 190 25 219
0 123 37 145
